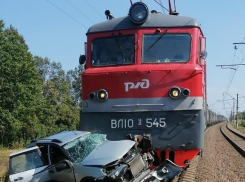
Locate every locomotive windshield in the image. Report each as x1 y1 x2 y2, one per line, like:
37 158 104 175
142 33 191 63
91 35 135 66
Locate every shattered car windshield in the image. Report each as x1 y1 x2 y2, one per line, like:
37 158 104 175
91 35 135 66
63 133 106 162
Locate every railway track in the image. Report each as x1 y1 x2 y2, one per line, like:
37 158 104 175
173 122 224 182
173 122 245 182
174 155 199 182
220 122 245 157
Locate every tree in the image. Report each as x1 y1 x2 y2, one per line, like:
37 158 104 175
0 20 81 147
0 21 42 146
33 56 80 136
67 65 83 107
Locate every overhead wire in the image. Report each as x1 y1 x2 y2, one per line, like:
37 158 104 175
240 96 245 108
226 38 245 92
225 49 237 93
222 37 245 117
65 0 95 24
238 42 245 64
235 40 244 66
158 0 166 13
235 37 245 65
84 0 104 20
224 37 245 94
225 69 237 94
46 0 87 29
153 0 169 12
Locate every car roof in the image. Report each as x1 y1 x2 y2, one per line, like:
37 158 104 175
28 131 90 147
10 146 39 157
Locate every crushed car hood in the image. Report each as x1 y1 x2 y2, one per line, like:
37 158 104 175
80 140 135 166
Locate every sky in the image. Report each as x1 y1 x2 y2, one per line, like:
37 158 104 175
1 0 245 118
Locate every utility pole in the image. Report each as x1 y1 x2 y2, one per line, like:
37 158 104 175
230 111 233 122
236 94 239 128
233 100 235 123
222 92 239 126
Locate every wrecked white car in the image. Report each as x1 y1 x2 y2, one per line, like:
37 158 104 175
9 131 183 182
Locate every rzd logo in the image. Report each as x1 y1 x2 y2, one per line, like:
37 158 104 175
124 79 150 92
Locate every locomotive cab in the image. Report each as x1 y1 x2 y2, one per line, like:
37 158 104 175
80 2 207 167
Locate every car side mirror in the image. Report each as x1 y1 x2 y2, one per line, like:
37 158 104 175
55 160 70 172
79 55 86 65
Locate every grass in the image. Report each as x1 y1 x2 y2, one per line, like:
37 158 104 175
0 149 18 182
230 121 245 134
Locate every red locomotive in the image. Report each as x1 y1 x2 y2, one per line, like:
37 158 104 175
80 1 207 170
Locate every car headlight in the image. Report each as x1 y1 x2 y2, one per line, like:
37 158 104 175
129 2 149 24
108 164 128 179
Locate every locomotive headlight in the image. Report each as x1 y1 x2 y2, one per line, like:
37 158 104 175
89 92 95 100
182 88 190 97
97 89 108 101
169 87 181 99
129 2 149 24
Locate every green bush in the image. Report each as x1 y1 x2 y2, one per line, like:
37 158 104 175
240 120 245 127
0 172 10 182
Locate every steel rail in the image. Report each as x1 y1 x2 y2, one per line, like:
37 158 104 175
176 156 198 182
220 124 245 157
226 123 245 140
176 121 225 182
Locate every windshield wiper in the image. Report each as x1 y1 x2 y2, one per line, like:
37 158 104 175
111 34 126 65
147 29 168 51
112 33 124 53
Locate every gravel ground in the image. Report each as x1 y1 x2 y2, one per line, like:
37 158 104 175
227 123 245 137
230 123 245 135
195 122 245 182
222 123 245 150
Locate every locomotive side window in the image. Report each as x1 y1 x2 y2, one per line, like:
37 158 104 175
91 35 135 67
142 34 191 63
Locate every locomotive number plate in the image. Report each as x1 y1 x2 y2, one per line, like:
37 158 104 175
110 118 166 129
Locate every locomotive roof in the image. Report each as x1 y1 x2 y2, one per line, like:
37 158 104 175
87 13 201 34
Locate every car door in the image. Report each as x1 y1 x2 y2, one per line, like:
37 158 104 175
9 147 50 182
48 145 76 182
